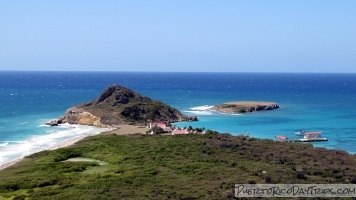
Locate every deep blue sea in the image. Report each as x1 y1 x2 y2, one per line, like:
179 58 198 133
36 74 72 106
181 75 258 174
1 72 355 165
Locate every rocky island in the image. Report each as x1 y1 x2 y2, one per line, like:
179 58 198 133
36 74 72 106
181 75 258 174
212 101 279 114
47 85 197 127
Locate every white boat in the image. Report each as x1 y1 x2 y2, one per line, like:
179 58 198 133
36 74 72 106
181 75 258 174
295 130 305 136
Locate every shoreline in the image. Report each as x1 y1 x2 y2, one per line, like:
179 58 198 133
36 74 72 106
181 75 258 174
0 124 149 172
1 122 355 172
0 124 112 172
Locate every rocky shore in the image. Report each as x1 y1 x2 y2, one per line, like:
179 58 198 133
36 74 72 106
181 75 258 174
212 101 279 114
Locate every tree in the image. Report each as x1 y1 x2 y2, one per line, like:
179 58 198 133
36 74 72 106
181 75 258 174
150 126 165 134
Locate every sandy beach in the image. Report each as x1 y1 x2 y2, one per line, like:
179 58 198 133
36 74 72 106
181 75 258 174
0 124 148 172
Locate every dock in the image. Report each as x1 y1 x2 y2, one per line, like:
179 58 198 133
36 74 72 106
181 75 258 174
288 138 328 142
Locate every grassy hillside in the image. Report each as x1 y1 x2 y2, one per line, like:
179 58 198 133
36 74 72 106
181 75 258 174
0 132 355 199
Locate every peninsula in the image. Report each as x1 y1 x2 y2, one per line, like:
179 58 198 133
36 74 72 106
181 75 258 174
212 101 279 114
47 85 197 128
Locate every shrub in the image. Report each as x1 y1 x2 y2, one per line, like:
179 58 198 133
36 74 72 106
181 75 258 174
13 195 26 200
296 172 307 180
265 176 273 183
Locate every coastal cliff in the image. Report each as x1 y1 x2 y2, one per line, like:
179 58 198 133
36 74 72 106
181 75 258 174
212 101 279 114
47 85 197 127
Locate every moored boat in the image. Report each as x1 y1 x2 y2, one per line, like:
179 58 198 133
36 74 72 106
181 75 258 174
296 132 328 142
295 130 305 136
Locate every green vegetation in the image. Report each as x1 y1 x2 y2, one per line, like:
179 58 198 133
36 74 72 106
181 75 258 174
0 133 355 199
119 100 181 123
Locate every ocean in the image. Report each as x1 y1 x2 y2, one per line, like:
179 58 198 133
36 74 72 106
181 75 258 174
0 72 355 166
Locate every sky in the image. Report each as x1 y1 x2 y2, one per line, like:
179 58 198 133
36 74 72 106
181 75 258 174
0 1 356 73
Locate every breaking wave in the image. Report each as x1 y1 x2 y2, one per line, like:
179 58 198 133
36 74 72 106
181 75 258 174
184 105 214 115
0 123 108 166
0 142 9 147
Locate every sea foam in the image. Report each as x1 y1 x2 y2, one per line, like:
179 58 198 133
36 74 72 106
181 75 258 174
0 142 9 147
184 105 215 115
0 123 108 168
185 105 243 116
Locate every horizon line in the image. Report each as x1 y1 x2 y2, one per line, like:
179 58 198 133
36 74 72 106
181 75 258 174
0 70 355 74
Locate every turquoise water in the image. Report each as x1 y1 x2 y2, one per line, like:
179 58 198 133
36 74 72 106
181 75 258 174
0 72 355 165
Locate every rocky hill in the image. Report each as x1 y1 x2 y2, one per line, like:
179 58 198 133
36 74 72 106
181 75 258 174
212 101 279 114
47 85 197 127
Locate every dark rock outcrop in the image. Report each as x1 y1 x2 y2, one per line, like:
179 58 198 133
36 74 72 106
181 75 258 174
182 116 198 122
46 120 60 126
48 85 197 127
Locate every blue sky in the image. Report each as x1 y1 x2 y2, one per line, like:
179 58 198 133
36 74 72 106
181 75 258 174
0 1 355 72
